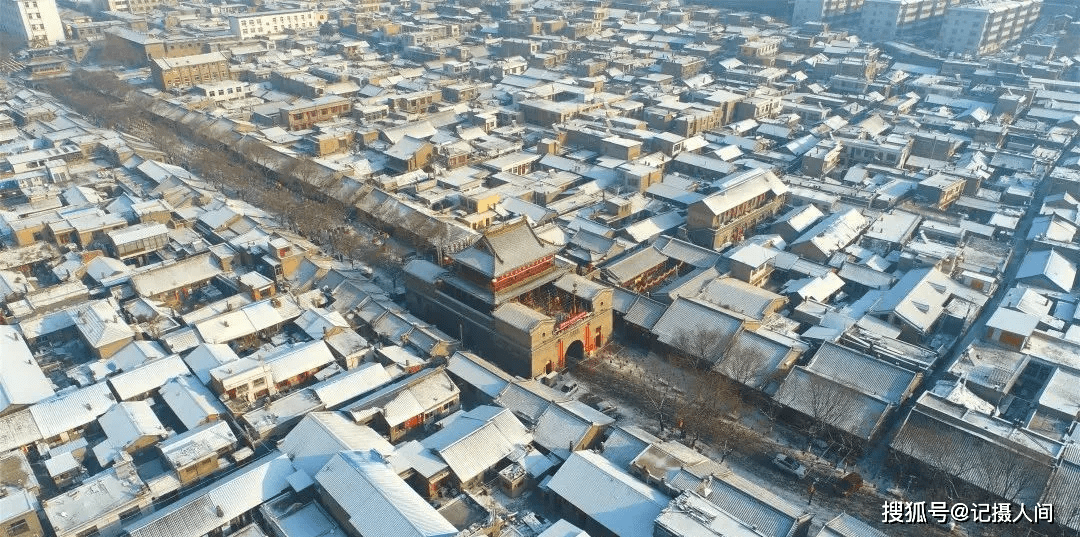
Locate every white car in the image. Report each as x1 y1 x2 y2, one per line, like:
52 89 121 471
772 453 807 479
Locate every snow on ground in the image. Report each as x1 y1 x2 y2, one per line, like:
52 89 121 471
560 345 976 537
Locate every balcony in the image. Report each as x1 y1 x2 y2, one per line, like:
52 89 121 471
696 197 786 245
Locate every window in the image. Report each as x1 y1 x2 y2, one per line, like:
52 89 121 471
7 520 30 535
119 506 142 522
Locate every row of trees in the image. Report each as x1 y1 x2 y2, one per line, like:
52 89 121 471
890 419 1050 506
585 325 1051 523
578 329 766 461
579 323 876 466
42 71 409 278
674 324 876 463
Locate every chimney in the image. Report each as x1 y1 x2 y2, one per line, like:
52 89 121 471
697 474 713 497
115 452 136 481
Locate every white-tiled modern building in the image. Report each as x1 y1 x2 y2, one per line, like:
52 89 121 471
939 0 1042 55
228 9 322 39
859 0 963 41
793 0 865 26
0 0 63 47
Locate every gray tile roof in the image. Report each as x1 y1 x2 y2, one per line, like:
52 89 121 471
315 450 457 537
553 273 610 302
714 329 797 390
494 380 568 425
546 450 668 537
808 342 918 403
493 302 553 332
125 451 296 537
624 294 668 331
1040 445 1080 533
654 235 722 268
343 368 460 428
670 465 810 537
446 352 514 400
451 218 559 278
694 169 788 217
602 246 670 284
421 405 531 483
773 367 891 440
696 277 785 320
790 207 867 259
531 403 597 460
1016 248 1076 292
108 354 191 401
600 425 658 470
311 362 393 408
279 412 394 478
891 393 1059 506
31 382 116 441
816 514 890 537
650 297 744 360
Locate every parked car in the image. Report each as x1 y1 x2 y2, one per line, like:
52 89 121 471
772 453 807 478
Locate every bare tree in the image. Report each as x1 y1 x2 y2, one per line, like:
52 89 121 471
662 332 749 448
283 157 326 199
671 325 737 369
792 372 863 452
671 368 742 448
73 69 130 98
0 33 22 63
190 146 238 188
577 348 675 433
712 421 759 463
401 212 432 248
638 378 677 433
984 450 1048 504
95 41 147 67
376 250 407 292
239 139 281 171
714 337 771 391
146 123 185 161
892 422 983 501
429 221 455 262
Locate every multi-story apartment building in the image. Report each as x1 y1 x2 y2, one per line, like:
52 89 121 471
793 0 865 26
66 18 128 41
733 93 783 121
839 135 913 168
280 96 352 130
738 36 783 65
92 0 174 15
916 173 967 209
151 52 233 90
195 80 253 103
939 0 1042 55
802 141 844 177
499 17 541 37
229 9 322 39
103 28 232 66
0 0 64 48
859 0 962 40
686 169 790 249
394 22 460 47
